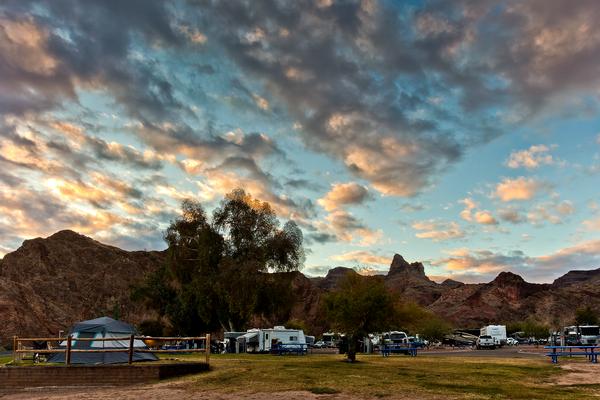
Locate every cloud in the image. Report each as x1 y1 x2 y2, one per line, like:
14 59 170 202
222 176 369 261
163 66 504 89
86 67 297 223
527 200 575 226
583 217 600 231
412 220 465 241
473 211 498 225
317 182 372 212
323 210 383 246
431 239 600 283
331 250 390 266
498 207 526 224
506 145 556 169
459 197 477 222
494 177 549 202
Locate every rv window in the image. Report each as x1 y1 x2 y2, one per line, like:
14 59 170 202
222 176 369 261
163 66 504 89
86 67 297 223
266 334 269 340
290 336 297 341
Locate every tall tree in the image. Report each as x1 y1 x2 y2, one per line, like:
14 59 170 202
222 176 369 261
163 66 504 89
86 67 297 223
133 189 304 334
324 272 395 362
575 306 598 326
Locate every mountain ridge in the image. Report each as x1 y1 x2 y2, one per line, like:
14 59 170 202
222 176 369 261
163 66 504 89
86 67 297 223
1 230 599 345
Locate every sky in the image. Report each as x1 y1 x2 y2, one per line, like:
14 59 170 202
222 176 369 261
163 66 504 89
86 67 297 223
1 0 600 283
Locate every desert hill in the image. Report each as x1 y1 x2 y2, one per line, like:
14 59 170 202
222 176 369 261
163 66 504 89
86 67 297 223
1 230 599 345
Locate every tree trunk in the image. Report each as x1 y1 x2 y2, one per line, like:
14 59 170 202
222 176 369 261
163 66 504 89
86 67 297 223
347 335 357 362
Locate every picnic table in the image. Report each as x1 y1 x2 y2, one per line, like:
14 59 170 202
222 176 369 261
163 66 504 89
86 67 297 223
544 345 600 364
381 344 418 357
272 343 308 356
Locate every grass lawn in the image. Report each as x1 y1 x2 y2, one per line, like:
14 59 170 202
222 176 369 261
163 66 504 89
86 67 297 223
163 353 599 399
0 355 12 365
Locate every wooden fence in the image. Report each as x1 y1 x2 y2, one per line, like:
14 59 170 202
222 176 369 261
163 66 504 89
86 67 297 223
12 334 211 366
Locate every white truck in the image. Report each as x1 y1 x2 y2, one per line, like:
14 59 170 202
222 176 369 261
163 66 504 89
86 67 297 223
480 325 507 346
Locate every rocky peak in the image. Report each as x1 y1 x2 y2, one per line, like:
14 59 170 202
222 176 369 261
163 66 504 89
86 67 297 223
318 267 357 290
388 254 426 278
491 271 526 286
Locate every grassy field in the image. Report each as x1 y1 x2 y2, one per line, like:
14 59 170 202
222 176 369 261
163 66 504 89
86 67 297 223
3 352 599 399
167 353 599 399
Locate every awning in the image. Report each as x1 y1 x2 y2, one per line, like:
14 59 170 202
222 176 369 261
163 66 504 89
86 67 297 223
240 331 259 342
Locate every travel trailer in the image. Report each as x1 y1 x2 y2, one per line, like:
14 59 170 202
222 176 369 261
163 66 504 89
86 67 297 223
480 325 507 346
236 326 306 353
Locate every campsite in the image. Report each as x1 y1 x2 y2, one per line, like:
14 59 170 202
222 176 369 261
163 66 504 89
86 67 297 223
3 349 600 399
3 0 600 399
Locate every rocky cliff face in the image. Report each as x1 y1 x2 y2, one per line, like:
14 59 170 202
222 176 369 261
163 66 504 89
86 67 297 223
0 230 164 346
1 231 599 344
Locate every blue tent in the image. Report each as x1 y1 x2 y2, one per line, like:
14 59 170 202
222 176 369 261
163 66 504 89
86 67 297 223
48 316 158 364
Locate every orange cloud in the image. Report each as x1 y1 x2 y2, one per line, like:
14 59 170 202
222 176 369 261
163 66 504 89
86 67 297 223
330 250 389 266
494 177 548 201
317 182 371 212
412 220 464 241
506 144 555 169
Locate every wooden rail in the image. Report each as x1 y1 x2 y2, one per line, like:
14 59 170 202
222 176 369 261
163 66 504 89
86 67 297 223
12 334 211 366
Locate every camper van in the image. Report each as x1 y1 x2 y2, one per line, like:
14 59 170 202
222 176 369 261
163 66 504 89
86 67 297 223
480 325 507 346
237 326 306 353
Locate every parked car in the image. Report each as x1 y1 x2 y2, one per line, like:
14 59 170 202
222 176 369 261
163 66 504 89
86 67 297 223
476 335 496 350
506 337 519 346
313 340 326 348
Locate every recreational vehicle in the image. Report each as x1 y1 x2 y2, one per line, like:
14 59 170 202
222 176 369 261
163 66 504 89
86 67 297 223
322 332 341 348
237 326 306 353
480 325 507 346
562 325 600 345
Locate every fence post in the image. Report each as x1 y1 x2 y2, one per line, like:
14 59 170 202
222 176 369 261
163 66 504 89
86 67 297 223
66 335 72 366
12 336 17 364
128 334 135 365
205 334 211 364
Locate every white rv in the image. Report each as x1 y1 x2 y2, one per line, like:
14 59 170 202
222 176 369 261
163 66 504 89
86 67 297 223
562 325 600 345
239 326 306 353
480 325 507 346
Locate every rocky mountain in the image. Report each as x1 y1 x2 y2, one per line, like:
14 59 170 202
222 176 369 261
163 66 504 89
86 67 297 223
1 230 599 345
0 230 164 346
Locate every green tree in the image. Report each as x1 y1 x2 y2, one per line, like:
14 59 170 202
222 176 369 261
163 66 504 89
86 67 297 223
133 189 304 335
575 306 598 325
417 316 452 342
324 273 395 362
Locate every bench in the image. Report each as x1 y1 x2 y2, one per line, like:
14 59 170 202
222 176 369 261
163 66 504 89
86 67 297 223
381 344 418 357
544 346 599 364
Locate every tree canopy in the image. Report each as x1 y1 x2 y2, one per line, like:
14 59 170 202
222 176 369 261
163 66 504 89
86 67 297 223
324 272 395 362
133 189 304 335
575 306 598 326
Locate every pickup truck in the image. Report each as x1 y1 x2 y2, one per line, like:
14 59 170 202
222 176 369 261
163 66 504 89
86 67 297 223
476 335 496 350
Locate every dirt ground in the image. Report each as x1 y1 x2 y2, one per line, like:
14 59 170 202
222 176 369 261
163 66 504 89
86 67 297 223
0 383 445 400
553 362 600 386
